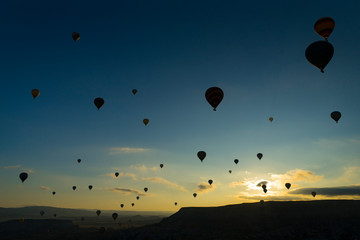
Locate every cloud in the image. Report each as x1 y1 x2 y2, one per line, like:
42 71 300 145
290 185 360 196
130 164 158 172
106 172 137 181
195 182 215 194
338 166 360 183
256 181 268 187
229 181 246 188
142 177 187 192
271 169 323 183
40 186 51 191
3 165 21 169
109 147 149 155
108 188 146 196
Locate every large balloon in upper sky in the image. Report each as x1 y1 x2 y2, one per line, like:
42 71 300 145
234 159 239 164
257 153 263 160
31 89 40 99
197 151 206 162
112 213 118 220
94 97 104 110
143 118 149 126
205 87 224 111
72 32 80 42
285 183 291 190
19 172 28 182
96 210 101 216
305 41 334 73
314 17 335 40
330 111 341 123
312 191 316 197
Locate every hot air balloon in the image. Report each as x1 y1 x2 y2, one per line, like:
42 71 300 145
285 183 291 190
72 186 76 191
331 111 341 123
312 192 316 197
197 151 206 162
144 187 148 192
208 179 213 185
120 204 124 208
19 172 28 182
136 196 139 200
53 214 57 217
263 188 267 194
160 164 164 168
262 184 267 190
132 89 137 95
205 87 224 111
314 17 335 40
234 159 239 164
229 170 232 174
72 32 80 42
52 191 56 195
88 185 93 190
94 97 104 110
131 203 134 207
193 193 197 198
40 210 45 216
305 41 334 73
112 213 118 220
115 172 119 177
257 153 263 160
96 210 101 216
143 118 149 126
31 89 40 99
269 117 273 122
77 159 81 163
174 202 177 206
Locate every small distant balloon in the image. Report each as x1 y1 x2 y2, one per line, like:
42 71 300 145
144 187 148 192
31 89 40 99
160 164 164 168
174 202 177 206
205 87 224 111
52 191 56 195
257 153 263 160
312 191 316 197
72 32 80 42
136 196 139 200
120 204 124 208
285 183 291 190
193 193 197 198
208 179 213 185
269 117 273 122
143 118 149 126
197 151 206 162
234 159 239 164
19 172 28 183
132 89 138 95
96 210 101 216
77 159 81 163
314 17 335 40
131 203 134 207
72 186 76 191
115 172 119 177
229 170 232 174
94 97 104 110
40 210 45 216
331 111 341 123
112 213 118 220
88 185 93 190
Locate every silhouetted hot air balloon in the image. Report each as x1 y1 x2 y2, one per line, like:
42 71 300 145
94 97 104 110
131 203 134 207
88 185 93 190
193 193 197 198
257 153 263 160
174 202 177 206
205 87 224 111
136 196 139 200
143 118 149 126
305 41 334 73
208 179 213 185
314 17 335 40
312 192 316 197
96 210 101 216
234 159 239 164
19 172 28 182
262 184 267 190
263 188 267 194
120 204 124 208
52 191 56 195
77 159 81 163
160 164 164 168
285 183 291 190
72 32 80 42
229 170 232 174
40 210 45 216
112 213 118 220
115 172 119 177
197 151 206 162
269 117 273 122
132 89 137 95
72 186 76 191
331 111 341 123
144 187 148 192
31 89 40 99
53 214 57 217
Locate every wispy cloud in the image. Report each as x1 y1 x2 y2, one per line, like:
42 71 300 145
108 187 146 196
229 181 245 188
290 185 360 196
338 166 360 183
195 182 215 194
106 172 137 181
271 169 323 183
130 164 158 172
142 177 187 192
40 186 51 191
109 147 149 155
3 165 21 169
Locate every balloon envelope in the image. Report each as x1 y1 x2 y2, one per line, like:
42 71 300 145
136 196 139 200
112 213 118 220
331 111 341 123
160 164 164 168
312 192 316 197
77 159 81 163
94 97 104 110
314 17 335 40
115 172 119 177
131 203 134 206
229 170 232 174
144 187 148 192
285 183 291 190
205 87 224 111
52 192 56 195
31 89 40 99
72 186 76 191
257 153 263 160
132 89 137 95
193 193 197 198
96 210 101 216
269 117 273 122
143 118 149 126
72 32 80 42
197 151 206 162
88 185 93 190
305 41 334 73
40 210 45 216
208 179 213 185
120 204 124 208
234 159 239 164
19 172 28 182
174 202 177 206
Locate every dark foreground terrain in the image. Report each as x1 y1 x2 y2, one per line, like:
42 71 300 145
1 200 360 240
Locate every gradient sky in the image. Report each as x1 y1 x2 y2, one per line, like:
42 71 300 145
1 0 360 212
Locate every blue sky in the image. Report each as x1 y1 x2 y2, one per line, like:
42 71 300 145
1 0 360 211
